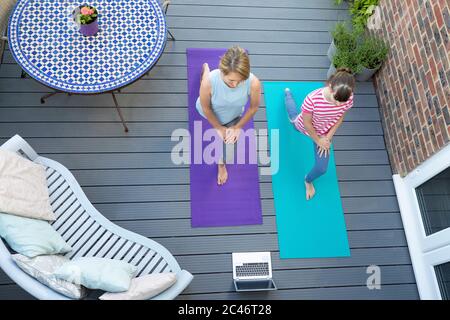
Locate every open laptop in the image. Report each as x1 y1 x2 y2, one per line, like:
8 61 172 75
232 252 277 292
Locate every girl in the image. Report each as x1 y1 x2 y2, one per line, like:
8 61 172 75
196 46 261 185
285 68 355 200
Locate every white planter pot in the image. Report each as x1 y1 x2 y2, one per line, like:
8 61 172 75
327 64 336 79
355 65 380 81
327 40 337 62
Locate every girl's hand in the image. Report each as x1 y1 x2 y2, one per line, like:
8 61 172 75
225 126 241 144
318 136 331 149
318 146 329 158
317 136 331 158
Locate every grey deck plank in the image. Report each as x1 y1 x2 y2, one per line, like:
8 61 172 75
92 196 400 221
178 284 419 300
64 165 392 187
180 265 415 294
113 213 404 239
37 149 389 170
0 0 417 300
158 29 332 43
0 285 34 300
149 230 408 256
0 64 22 77
0 106 372 126
176 247 412 274
171 0 345 9
169 5 347 21
77 180 396 204
167 16 340 32
0 93 380 108
0 121 383 137
0 107 380 123
0 135 386 153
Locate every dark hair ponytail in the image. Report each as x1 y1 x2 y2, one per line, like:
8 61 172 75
327 68 355 102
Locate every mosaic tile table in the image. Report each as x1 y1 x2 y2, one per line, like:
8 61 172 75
8 0 168 132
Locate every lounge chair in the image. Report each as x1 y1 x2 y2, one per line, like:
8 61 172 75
0 135 193 299
0 0 16 42
1 0 27 78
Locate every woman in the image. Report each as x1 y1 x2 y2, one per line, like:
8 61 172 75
196 46 261 185
284 68 355 200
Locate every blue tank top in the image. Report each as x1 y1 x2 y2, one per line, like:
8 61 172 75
196 69 254 125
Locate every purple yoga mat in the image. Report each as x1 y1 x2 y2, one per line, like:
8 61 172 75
187 48 263 227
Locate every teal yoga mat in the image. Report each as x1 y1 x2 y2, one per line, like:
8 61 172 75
263 82 350 259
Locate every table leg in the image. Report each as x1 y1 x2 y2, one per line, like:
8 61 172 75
40 92 58 104
168 29 176 41
111 92 129 132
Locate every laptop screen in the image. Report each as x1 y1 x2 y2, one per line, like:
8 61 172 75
234 279 277 292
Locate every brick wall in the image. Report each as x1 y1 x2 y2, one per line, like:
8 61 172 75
372 0 450 177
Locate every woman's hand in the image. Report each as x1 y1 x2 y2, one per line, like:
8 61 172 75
225 125 241 144
216 126 228 141
317 136 331 158
224 77 261 142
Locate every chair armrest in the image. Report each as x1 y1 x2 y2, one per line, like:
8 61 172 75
0 134 39 161
152 269 194 300
162 0 171 13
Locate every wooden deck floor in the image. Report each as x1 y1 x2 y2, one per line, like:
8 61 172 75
0 0 418 299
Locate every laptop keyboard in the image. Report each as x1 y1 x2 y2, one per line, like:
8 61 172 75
236 262 270 277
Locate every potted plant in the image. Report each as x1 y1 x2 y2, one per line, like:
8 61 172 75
328 21 361 61
349 0 379 30
74 5 99 37
327 47 362 79
333 0 353 5
355 35 388 81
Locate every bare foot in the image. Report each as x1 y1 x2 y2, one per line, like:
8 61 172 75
305 180 316 200
217 163 228 185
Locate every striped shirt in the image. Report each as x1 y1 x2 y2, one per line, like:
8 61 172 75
294 88 353 136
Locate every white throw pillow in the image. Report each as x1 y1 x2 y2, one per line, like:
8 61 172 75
54 257 138 293
0 149 55 221
12 254 86 299
99 273 177 300
0 213 72 258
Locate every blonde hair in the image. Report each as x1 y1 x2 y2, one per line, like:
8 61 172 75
219 46 250 80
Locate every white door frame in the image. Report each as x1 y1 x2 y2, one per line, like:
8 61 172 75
393 144 450 300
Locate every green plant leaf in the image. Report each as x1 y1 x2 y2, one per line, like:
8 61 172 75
355 35 389 69
331 21 362 51
366 4 376 14
349 0 378 28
